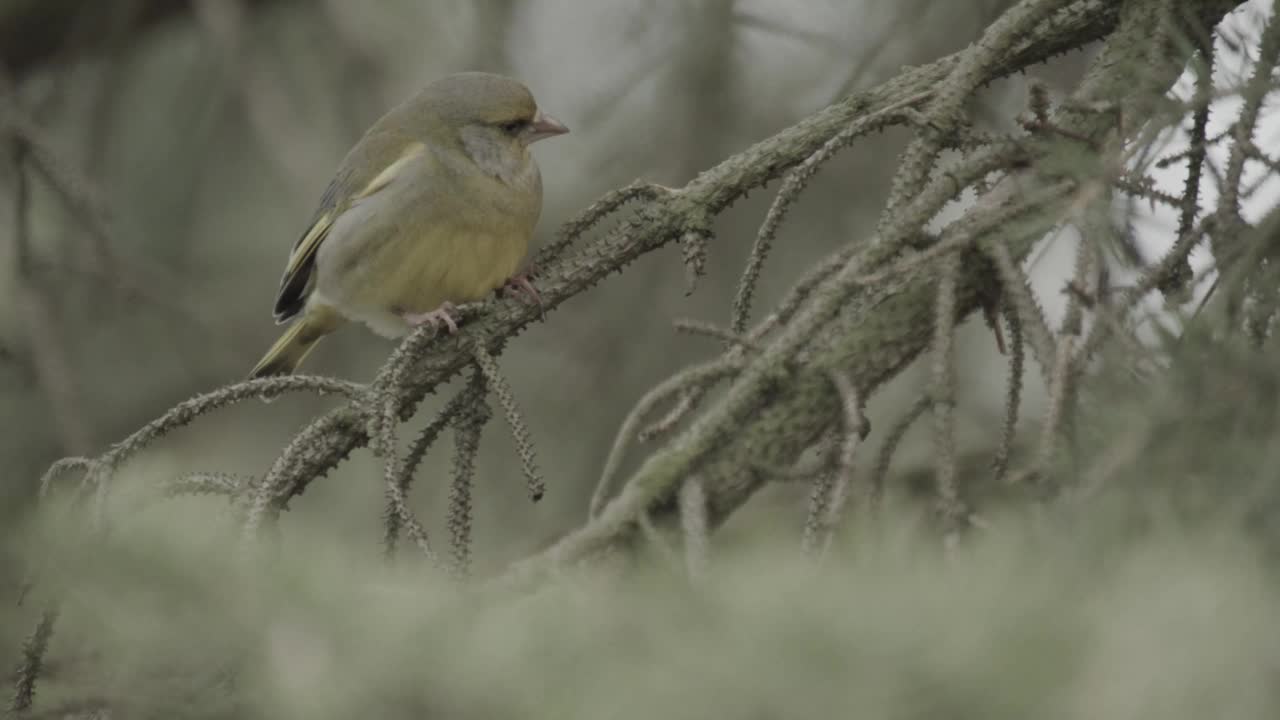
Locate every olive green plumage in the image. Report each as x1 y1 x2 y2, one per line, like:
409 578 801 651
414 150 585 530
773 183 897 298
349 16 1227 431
250 72 568 379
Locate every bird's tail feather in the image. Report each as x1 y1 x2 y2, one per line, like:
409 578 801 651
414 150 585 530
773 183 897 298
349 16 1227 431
248 310 339 379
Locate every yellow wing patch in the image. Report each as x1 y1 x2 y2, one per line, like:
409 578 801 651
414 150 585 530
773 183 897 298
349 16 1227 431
282 211 334 288
354 141 425 201
272 140 426 321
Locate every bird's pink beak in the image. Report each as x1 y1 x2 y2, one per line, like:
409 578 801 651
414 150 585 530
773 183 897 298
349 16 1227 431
529 110 569 142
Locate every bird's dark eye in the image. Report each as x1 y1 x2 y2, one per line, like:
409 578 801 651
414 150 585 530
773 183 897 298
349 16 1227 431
500 120 525 134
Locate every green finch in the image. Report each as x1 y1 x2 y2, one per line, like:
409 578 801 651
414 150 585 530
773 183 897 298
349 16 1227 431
250 72 568 378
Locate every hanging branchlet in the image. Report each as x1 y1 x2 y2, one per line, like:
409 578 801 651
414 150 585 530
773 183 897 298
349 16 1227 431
646 243 871 450
380 411 446 565
470 340 543 502
368 323 447 458
447 374 492 579
679 477 710 582
800 435 838 558
1217 5 1280 235
802 372 869 558
382 381 485 557
377 407 442 565
930 257 966 540
680 225 711 296
382 452 439 565
869 396 931 505
1023 78 1053 129
1014 337 1078 492
1064 232 1102 334
590 356 746 517
1161 34 1215 297
875 141 1039 253
9 606 58 715
761 243 861 333
641 312 782 445
1210 9 1280 329
992 308 1025 484
982 238 1058 378
981 294 1007 355
731 165 810 333
878 0 1073 234
731 90 935 334
1013 227 1096 491
1076 213 1216 374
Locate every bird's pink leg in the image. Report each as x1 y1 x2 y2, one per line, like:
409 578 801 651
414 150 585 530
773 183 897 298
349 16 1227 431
402 302 459 334
501 263 544 312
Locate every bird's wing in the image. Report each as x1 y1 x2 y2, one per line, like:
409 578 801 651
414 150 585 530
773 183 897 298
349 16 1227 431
271 132 428 322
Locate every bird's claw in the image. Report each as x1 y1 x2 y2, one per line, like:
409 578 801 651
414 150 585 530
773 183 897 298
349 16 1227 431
403 303 460 334
502 271 545 318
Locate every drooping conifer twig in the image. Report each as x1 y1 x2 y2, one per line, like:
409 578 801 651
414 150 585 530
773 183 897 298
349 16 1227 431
8 606 58 714
1216 2 1280 234
447 376 491 578
679 477 710 582
930 257 965 538
590 356 745 518
992 308 1025 484
802 372 868 558
878 0 1077 235
470 340 543 503
982 238 1059 377
730 89 933 334
382 380 486 557
1161 32 1215 296
681 226 711 296
869 396 932 503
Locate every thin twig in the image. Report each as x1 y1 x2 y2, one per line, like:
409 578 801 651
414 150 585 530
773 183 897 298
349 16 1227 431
9 606 58 714
382 381 485 557
731 90 934 333
802 372 868 558
590 356 745 518
679 477 710 582
448 376 491 578
930 256 965 539
992 307 1025 483
471 340 543 502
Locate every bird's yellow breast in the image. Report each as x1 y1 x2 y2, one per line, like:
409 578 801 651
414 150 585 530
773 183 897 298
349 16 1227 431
372 224 529 313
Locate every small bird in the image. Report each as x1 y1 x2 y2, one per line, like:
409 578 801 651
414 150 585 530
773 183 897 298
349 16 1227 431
249 72 568 379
